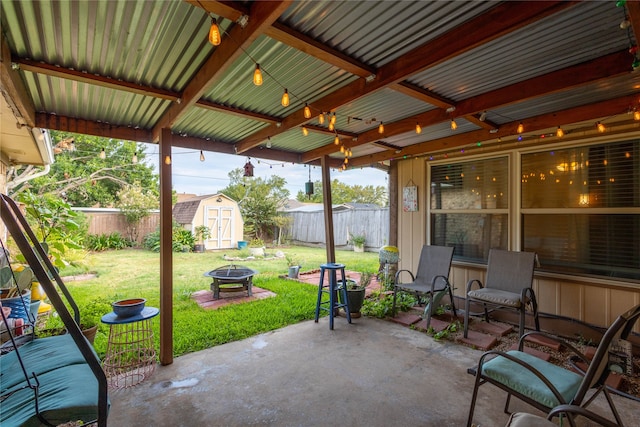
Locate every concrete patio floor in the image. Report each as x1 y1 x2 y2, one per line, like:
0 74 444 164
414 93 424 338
107 316 639 426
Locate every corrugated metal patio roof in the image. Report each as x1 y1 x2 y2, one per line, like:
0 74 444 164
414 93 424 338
2 1 639 170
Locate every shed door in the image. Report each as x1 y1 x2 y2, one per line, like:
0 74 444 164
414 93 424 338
205 207 234 249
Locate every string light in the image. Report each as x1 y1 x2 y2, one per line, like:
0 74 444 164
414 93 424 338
200 150 205 161
208 17 221 46
302 126 308 136
378 122 384 134
415 122 422 134
318 113 325 125
281 89 290 107
304 104 311 119
328 121 335 131
253 64 263 86
266 136 272 148
556 126 564 137
132 152 138 164
164 155 171 165
99 148 106 159
479 111 487 122
450 119 457 130
634 110 640 120
330 113 337 126
597 122 605 132
517 122 524 134
334 135 340 145
340 145 345 153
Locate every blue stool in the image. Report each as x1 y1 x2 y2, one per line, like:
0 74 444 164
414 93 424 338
314 263 351 330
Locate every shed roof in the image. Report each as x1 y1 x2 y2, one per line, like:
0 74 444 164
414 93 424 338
172 193 235 224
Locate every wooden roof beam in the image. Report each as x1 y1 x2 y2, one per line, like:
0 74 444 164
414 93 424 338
184 0 249 22
1 33 36 127
349 95 639 167
302 49 631 162
152 1 291 142
236 1 574 154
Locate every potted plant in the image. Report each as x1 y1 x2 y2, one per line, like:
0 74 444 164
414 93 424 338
349 233 366 253
340 271 373 318
193 225 211 253
285 254 301 279
248 237 265 257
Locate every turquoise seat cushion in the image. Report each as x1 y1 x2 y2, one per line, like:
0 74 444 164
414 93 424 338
468 288 522 308
1 335 98 393
481 350 583 408
0 363 108 426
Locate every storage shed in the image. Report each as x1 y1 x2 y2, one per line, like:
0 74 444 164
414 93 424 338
173 194 243 250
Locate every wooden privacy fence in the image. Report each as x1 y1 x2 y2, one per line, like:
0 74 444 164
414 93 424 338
72 208 160 244
286 207 389 250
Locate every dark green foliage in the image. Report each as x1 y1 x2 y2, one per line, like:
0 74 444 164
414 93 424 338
85 232 133 251
143 222 195 252
361 292 417 318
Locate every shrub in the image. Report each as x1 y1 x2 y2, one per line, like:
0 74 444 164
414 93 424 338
86 232 133 251
143 222 195 252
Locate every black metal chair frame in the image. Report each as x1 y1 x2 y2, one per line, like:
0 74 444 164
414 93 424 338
392 245 455 329
467 304 640 427
463 249 539 338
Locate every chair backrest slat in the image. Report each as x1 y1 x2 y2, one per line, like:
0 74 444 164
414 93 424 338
415 245 454 285
485 249 536 293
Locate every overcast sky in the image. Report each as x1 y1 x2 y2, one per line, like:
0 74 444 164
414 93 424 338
142 144 389 198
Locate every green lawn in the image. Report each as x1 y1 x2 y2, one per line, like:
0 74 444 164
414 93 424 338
45 246 380 358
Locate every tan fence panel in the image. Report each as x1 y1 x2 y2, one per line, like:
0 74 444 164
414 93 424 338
76 209 160 244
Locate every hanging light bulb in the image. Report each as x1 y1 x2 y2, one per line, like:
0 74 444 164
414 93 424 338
344 157 349 164
415 122 422 134
450 119 458 130
302 126 309 136
266 136 272 148
517 122 524 134
164 155 171 165
330 113 337 125
318 113 325 125
597 122 605 133
281 89 290 107
479 111 487 122
328 121 335 131
340 145 345 153
253 64 263 86
378 122 384 134
304 104 311 119
334 135 340 145
99 148 106 159
634 110 640 121
200 150 205 162
132 152 138 164
556 126 564 137
208 17 221 46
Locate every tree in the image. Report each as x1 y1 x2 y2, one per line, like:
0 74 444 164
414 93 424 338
115 184 158 242
220 169 290 240
296 179 388 206
8 131 158 207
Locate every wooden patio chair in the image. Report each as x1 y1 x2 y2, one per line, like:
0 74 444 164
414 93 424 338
463 249 539 338
467 304 640 427
392 245 455 329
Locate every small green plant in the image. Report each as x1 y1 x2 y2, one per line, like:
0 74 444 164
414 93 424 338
285 254 300 267
194 225 211 244
348 233 366 248
361 291 416 318
427 320 461 341
86 232 133 251
248 237 265 248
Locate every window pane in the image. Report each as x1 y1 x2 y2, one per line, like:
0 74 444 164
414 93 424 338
523 214 640 280
430 157 508 210
431 213 508 261
522 140 640 209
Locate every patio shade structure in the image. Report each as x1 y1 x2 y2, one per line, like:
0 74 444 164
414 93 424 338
2 1 640 364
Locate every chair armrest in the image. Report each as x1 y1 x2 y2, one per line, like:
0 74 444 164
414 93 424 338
394 269 415 287
466 278 483 293
518 331 589 365
430 275 450 292
548 404 619 427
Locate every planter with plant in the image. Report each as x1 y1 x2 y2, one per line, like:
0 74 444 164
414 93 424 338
248 237 265 257
349 233 366 253
285 254 301 279
339 271 373 318
193 225 211 253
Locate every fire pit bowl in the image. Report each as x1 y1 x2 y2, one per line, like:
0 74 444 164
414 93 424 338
203 265 257 299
